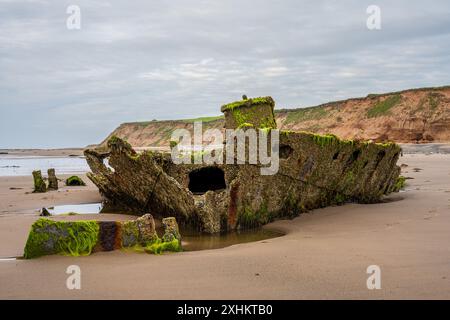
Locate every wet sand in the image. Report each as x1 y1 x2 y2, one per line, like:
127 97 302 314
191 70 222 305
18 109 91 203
400 143 450 154
0 154 449 299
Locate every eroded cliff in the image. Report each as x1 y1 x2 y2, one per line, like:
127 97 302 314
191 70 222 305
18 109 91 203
100 86 450 148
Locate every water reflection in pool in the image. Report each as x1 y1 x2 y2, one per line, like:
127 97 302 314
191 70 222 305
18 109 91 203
180 227 284 251
47 203 103 215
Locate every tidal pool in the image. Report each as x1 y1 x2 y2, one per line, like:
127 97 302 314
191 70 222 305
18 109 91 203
46 203 102 215
0 257 17 261
39 203 285 251
180 228 284 251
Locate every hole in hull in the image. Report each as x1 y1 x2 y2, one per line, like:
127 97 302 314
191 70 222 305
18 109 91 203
279 145 294 159
188 166 226 194
346 149 361 166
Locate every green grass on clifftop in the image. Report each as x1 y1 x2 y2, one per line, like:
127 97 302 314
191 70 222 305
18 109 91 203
367 94 402 118
284 106 328 124
180 115 224 123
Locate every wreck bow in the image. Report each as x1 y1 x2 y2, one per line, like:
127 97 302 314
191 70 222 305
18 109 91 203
85 137 198 224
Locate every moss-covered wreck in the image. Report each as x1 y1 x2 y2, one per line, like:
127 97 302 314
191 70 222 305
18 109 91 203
85 97 402 234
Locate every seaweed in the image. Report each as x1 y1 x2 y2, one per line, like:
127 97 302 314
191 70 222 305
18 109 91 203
144 238 182 254
221 96 274 112
23 218 99 259
392 176 406 192
66 176 86 186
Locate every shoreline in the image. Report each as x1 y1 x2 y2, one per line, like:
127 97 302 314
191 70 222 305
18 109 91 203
0 148 85 157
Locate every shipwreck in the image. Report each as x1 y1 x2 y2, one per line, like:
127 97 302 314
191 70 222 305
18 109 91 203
85 96 402 234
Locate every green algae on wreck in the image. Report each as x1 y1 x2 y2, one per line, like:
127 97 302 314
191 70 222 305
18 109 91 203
392 175 406 192
144 238 181 254
24 218 99 259
23 214 182 259
221 96 277 130
32 170 47 193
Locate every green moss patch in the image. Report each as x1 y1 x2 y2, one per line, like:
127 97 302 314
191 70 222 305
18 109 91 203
428 92 441 110
367 94 401 118
221 96 274 112
144 238 182 254
66 176 86 186
24 218 99 259
237 122 254 129
181 115 224 123
32 170 47 193
220 96 277 129
392 176 406 192
301 131 356 148
107 135 134 153
24 216 183 258
237 202 271 229
228 106 276 129
284 106 328 124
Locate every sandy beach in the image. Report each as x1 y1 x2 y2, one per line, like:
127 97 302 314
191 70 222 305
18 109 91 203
0 153 449 299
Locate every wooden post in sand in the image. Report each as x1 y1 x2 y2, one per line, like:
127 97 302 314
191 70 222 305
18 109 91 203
32 170 46 193
47 168 58 190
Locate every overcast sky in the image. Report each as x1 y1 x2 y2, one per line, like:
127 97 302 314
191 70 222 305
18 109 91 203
1 0 449 148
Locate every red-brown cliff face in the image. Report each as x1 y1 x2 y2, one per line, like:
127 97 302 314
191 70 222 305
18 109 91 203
102 86 450 148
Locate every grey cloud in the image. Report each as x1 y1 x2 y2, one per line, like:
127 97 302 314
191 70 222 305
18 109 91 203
0 0 449 148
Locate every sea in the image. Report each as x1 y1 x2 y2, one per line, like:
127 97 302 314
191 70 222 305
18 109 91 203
0 155 90 177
